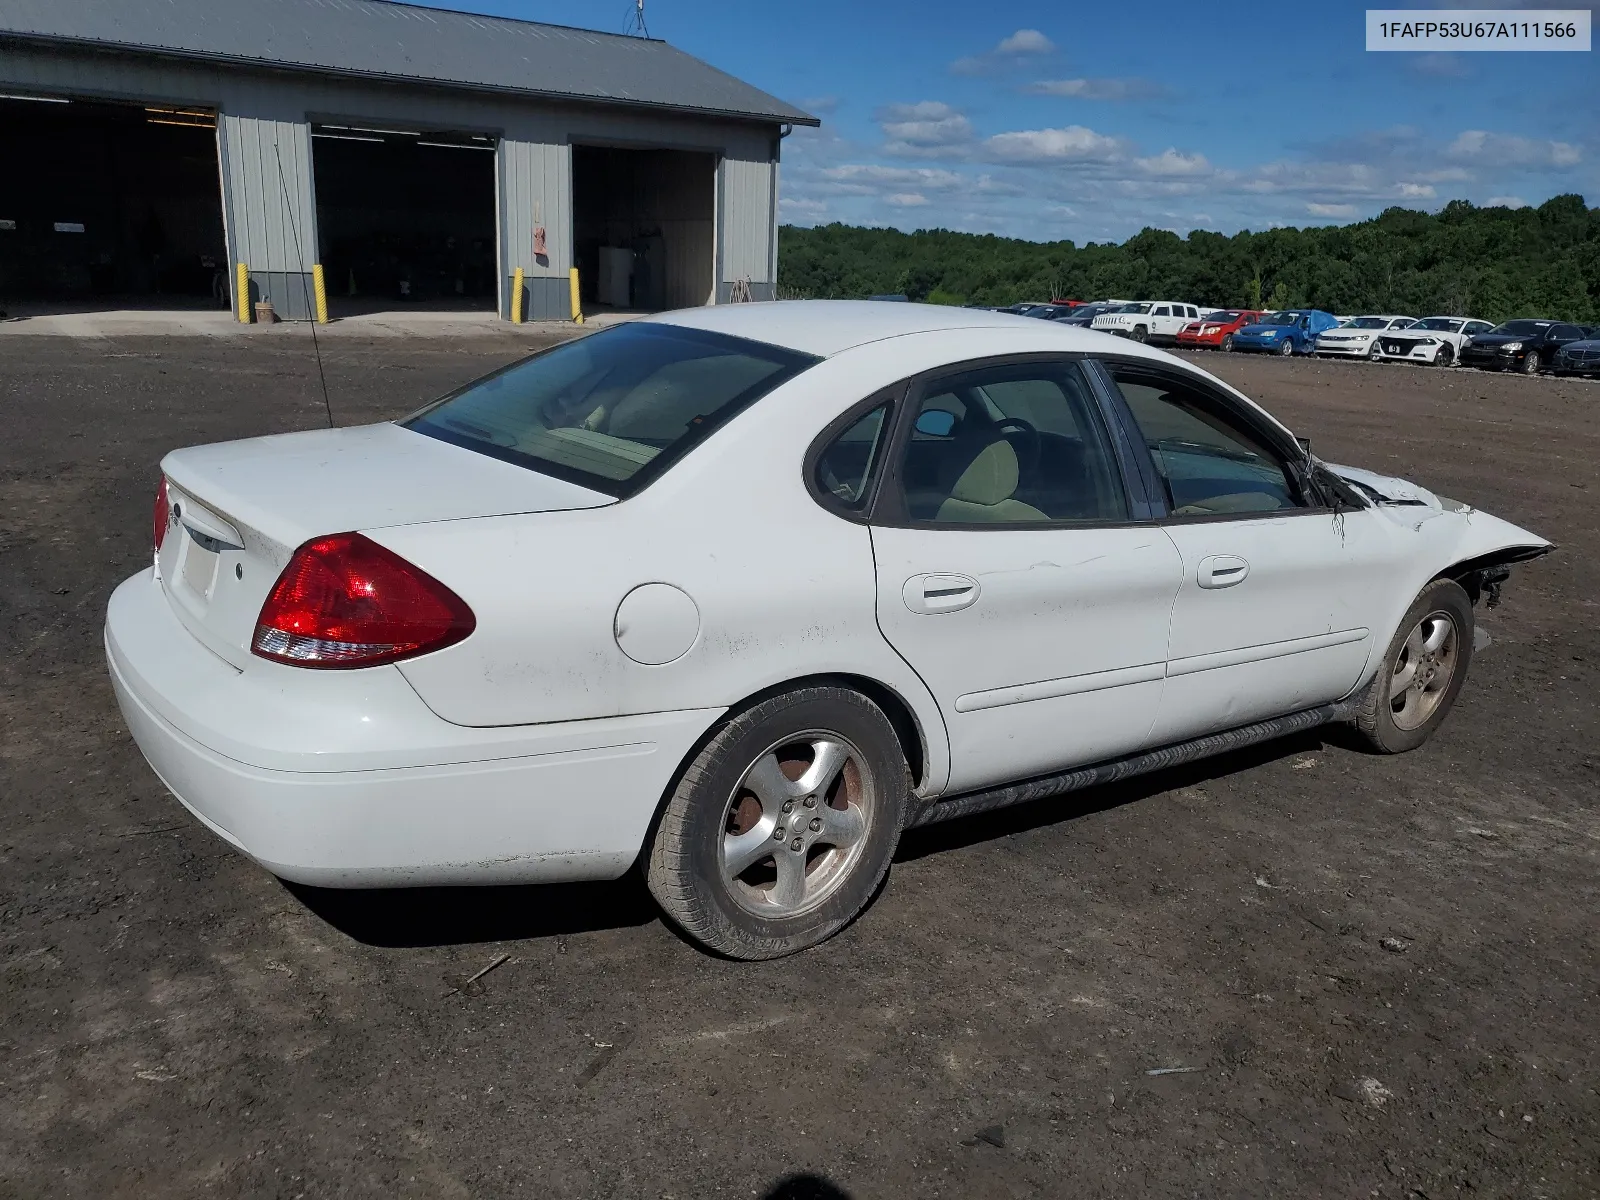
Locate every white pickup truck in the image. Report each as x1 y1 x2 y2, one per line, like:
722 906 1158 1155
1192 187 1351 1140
1091 301 1202 344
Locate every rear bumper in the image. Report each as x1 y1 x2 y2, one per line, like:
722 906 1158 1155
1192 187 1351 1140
105 571 720 887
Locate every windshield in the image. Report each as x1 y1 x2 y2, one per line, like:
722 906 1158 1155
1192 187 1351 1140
1350 317 1391 329
1112 303 1153 314
405 323 818 497
1414 318 1462 332
1206 311 1243 323
1492 320 1551 336
1260 311 1298 326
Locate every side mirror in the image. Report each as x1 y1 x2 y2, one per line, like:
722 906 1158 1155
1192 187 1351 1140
915 410 957 437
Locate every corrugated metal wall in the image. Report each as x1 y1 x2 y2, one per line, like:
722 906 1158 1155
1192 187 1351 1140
720 154 776 287
0 42 787 318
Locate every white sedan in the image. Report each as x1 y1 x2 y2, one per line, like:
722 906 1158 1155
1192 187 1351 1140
106 302 1550 959
1372 316 1496 366
1315 315 1416 360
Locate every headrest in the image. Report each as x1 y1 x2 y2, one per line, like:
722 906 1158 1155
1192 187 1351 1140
948 439 1020 506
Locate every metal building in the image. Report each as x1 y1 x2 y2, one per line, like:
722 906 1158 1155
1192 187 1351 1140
0 0 816 320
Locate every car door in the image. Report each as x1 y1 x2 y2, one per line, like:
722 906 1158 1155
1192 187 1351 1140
868 357 1183 794
1095 359 1410 744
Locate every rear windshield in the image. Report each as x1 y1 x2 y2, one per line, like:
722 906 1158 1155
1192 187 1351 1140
405 323 818 497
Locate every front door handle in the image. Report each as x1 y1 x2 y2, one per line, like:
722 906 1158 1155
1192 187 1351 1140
1197 555 1250 589
903 573 981 615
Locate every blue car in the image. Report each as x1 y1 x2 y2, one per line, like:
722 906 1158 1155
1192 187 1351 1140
1232 309 1340 356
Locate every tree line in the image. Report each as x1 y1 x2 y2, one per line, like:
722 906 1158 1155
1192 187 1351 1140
776 194 1600 324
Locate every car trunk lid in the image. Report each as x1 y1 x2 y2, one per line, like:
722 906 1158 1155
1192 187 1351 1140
157 423 612 669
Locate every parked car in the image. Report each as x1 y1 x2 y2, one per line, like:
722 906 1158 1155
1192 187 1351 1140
1372 316 1494 366
105 302 1551 959
1314 315 1417 360
1551 330 1600 378
1091 300 1203 344
1459 319 1592 375
1176 309 1265 352
1231 310 1341 355
1045 302 1119 326
996 301 1055 316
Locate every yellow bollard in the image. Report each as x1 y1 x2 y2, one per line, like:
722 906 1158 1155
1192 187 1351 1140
235 263 250 323
511 267 524 323
311 264 328 324
569 266 583 325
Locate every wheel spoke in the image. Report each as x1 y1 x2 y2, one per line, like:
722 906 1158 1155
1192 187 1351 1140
1389 660 1418 699
798 739 851 797
770 850 808 910
741 752 802 816
723 825 775 878
1422 618 1451 654
1403 625 1426 660
818 801 866 849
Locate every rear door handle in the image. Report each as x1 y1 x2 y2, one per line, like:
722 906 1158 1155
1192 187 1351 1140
1197 555 1250 589
903 573 980 615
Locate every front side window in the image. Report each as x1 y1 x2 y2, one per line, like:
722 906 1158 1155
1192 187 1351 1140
897 363 1128 525
814 404 891 512
406 323 817 497
1105 367 1303 518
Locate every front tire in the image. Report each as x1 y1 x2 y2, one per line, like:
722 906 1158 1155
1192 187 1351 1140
1277 337 1294 356
1352 579 1474 754
1130 325 1149 343
1521 350 1541 376
1434 344 1454 367
646 686 910 959
1220 334 1234 352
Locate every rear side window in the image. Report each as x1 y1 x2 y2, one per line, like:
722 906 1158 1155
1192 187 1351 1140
406 323 817 497
815 404 892 512
1106 367 1303 518
897 362 1128 525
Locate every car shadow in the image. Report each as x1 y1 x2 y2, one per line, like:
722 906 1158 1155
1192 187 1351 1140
761 1174 853 1199
282 869 660 949
896 728 1332 862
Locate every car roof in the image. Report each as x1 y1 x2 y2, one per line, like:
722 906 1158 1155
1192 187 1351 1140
648 300 1179 360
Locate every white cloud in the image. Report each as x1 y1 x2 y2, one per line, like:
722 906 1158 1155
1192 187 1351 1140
1447 131 1581 168
983 125 1125 163
818 164 968 192
1485 195 1529 208
1307 202 1359 218
875 101 974 150
1397 182 1437 199
996 29 1054 54
1134 149 1212 177
780 196 829 217
799 95 840 115
885 193 930 207
1023 77 1169 101
951 29 1057 75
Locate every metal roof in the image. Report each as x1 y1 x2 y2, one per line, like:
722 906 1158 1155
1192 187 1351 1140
0 0 818 126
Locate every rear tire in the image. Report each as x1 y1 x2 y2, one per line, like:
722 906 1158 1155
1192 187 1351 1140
1351 579 1474 754
646 686 910 959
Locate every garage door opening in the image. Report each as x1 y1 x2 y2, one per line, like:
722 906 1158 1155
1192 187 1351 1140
312 125 497 314
572 145 715 314
0 94 227 312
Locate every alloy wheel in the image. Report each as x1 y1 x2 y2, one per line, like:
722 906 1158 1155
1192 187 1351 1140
1388 611 1460 731
720 731 875 918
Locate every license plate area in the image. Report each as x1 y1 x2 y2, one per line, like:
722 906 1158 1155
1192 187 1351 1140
178 531 220 601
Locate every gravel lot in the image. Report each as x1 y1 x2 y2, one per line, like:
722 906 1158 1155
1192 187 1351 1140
2 331 1596 1198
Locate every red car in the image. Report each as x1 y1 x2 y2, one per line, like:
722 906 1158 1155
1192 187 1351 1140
1176 309 1264 351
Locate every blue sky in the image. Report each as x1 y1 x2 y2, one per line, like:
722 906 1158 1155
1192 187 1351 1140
432 0 1596 242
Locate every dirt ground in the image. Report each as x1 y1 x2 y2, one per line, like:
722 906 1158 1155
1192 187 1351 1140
1 330 1596 1199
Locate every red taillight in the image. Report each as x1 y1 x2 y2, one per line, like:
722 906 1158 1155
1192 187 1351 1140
153 478 170 555
251 532 475 669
